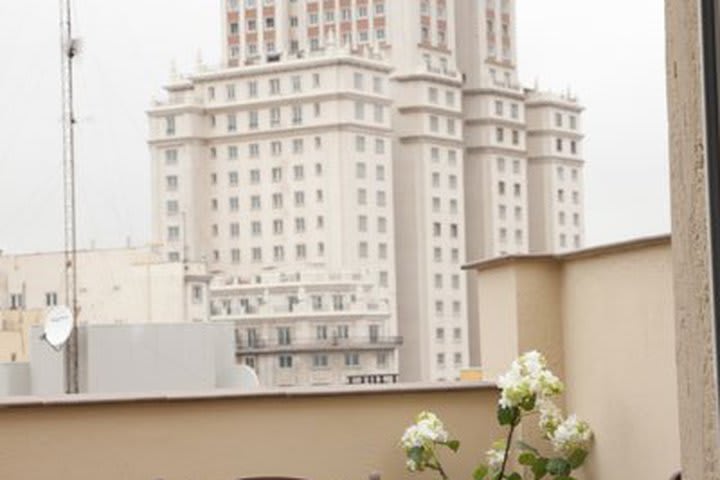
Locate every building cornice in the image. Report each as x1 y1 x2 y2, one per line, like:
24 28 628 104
398 135 465 148
148 136 209 146
204 91 393 113
527 128 584 139
465 118 526 129
463 87 525 101
525 98 584 113
171 55 394 85
527 156 584 165
147 104 205 116
465 145 526 156
148 122 393 146
397 105 464 119
391 72 463 88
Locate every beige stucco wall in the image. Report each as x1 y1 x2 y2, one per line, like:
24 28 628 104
470 237 680 479
665 0 720 478
561 241 679 479
0 384 501 480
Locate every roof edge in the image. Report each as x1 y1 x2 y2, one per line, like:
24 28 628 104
463 234 671 272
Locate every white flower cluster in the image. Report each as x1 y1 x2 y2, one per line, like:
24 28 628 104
538 399 563 439
400 411 449 449
497 351 564 409
549 414 593 455
485 448 505 472
400 411 450 472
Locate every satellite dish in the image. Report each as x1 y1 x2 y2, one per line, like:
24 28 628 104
237 365 260 390
42 306 74 350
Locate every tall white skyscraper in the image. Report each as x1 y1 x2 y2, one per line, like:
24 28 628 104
148 0 584 382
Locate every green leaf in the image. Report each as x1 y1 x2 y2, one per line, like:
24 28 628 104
516 440 540 455
567 449 588 469
408 446 424 465
518 452 537 466
520 394 537 411
531 457 548 479
445 439 460 452
506 473 522 480
473 465 489 480
497 406 519 426
546 458 571 476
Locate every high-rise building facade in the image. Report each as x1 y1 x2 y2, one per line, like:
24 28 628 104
148 0 584 382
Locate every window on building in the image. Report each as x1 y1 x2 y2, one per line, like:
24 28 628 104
292 105 303 125
437 353 446 368
270 107 281 127
377 191 387 206
227 114 237 132
293 165 304 180
166 175 178 191
354 72 365 90
269 78 281 95
9 294 24 310
355 136 366 152
279 355 293 368
376 165 385 181
378 217 387 233
292 138 304 154
165 116 176 136
45 292 58 307
249 111 259 129
358 241 369 258
166 200 179 216
249 143 260 157
313 354 328 368
273 219 283 235
355 101 366 120
373 76 384 94
344 352 360 367
294 191 305 207
164 149 178 165
295 217 306 233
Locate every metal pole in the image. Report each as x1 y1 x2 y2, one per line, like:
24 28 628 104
59 0 79 394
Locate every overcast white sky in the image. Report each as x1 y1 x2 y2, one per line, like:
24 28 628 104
0 0 669 255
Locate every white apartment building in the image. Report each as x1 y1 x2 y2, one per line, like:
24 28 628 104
0 247 211 325
147 0 584 381
211 268 400 387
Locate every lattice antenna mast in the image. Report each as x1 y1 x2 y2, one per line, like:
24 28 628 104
59 0 80 394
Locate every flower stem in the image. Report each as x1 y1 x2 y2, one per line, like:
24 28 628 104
431 451 449 480
497 419 517 479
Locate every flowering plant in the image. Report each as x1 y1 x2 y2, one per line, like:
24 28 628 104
400 351 593 480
